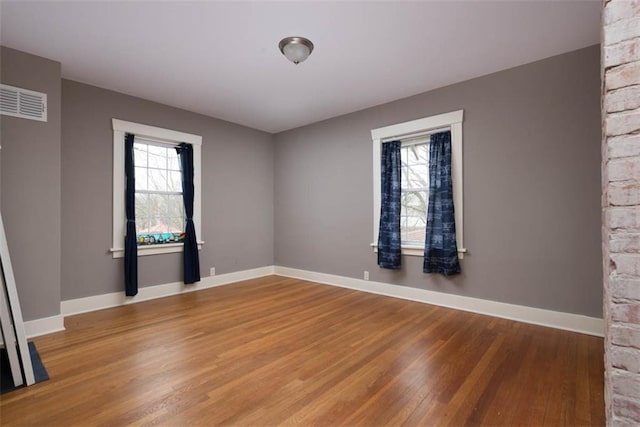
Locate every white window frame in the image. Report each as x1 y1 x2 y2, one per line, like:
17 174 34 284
111 119 204 258
371 110 466 258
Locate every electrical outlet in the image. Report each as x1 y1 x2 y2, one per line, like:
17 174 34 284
364 271 369 281
210 267 216 276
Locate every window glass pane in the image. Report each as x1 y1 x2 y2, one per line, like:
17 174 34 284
406 164 429 189
134 167 148 191
137 218 151 234
406 144 428 165
401 142 429 190
148 217 169 234
133 143 148 167
168 152 180 171
148 169 167 192
167 195 184 219
131 141 185 246
135 193 149 219
406 216 425 227
147 145 167 169
402 191 427 216
168 171 182 192
401 191 427 244
401 147 408 164
404 222 426 243
148 193 168 217
401 215 408 242
167 217 184 233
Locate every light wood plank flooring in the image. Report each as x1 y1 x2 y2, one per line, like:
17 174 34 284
0 276 604 426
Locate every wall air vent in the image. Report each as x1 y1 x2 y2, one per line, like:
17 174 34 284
0 84 47 122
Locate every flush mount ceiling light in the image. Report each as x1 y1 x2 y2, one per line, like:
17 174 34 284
279 36 314 65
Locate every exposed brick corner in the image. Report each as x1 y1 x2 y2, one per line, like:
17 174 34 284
603 0 640 425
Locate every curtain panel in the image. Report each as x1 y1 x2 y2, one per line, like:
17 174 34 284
124 133 138 296
377 141 402 269
423 131 461 275
176 143 200 284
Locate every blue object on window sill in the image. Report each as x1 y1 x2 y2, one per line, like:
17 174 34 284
136 232 185 246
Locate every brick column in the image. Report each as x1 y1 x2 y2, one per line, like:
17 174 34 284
603 0 640 425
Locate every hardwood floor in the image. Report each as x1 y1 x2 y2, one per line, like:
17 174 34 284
0 276 604 426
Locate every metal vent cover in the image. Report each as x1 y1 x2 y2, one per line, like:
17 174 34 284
0 84 47 122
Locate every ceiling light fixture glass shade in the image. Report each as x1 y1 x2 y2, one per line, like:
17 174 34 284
279 36 314 64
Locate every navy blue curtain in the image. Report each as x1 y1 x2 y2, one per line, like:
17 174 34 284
176 143 200 284
423 131 461 275
378 141 402 269
124 133 138 296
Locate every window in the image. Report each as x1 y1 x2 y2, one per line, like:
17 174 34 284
400 140 429 245
371 110 466 258
111 119 203 258
134 140 185 245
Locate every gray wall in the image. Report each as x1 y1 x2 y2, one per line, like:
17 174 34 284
62 80 274 300
274 45 603 317
0 47 62 321
2 44 602 320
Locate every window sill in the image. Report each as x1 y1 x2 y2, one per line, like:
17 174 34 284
110 241 204 258
370 243 466 259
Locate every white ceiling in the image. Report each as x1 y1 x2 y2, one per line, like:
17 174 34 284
1 1 601 133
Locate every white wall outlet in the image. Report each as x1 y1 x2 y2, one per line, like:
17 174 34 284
210 267 216 276
364 271 369 281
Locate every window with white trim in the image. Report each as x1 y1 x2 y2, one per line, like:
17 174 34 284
371 110 466 258
111 119 203 258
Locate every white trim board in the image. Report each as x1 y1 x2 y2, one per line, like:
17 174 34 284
61 266 275 316
24 264 602 339
273 266 604 337
25 315 65 338
10 266 274 343
0 315 65 345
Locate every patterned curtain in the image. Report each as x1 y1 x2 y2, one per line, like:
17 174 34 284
423 131 461 275
378 141 402 269
176 143 200 284
124 133 138 296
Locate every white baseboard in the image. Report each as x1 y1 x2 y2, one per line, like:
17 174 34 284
273 266 604 337
22 264 603 339
0 315 65 345
24 314 65 338
61 265 275 317
0 313 66 346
